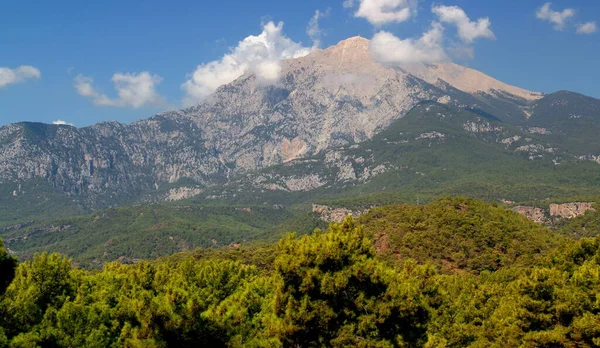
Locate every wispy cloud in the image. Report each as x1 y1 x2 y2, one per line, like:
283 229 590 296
181 21 311 107
577 21 597 35
536 2 575 31
74 72 165 109
307 9 330 48
0 66 41 88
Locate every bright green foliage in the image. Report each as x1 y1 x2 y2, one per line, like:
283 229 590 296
0 253 74 339
0 239 17 295
2 201 600 347
360 197 563 273
211 218 434 347
270 218 432 347
428 237 600 347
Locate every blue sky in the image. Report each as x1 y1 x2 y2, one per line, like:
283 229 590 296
1 0 598 127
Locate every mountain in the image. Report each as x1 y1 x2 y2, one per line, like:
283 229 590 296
210 101 600 206
1 36 599 224
526 90 600 157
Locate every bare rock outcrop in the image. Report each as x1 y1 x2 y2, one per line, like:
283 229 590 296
513 202 596 224
312 204 371 223
164 187 204 202
512 206 548 224
549 203 595 219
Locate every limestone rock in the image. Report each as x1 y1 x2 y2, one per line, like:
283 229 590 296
549 203 595 219
512 206 548 224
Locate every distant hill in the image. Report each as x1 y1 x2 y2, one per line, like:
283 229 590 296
0 204 324 268
359 197 563 273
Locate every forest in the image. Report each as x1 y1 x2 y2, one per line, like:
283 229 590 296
0 197 599 347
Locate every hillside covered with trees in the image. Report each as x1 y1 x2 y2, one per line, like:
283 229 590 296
1 198 599 347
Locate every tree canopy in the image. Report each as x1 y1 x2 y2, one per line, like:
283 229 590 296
0 199 599 347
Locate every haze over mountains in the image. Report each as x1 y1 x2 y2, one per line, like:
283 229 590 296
1 36 599 224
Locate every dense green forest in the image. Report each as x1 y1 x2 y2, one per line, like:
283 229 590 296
1 197 599 347
1 205 326 269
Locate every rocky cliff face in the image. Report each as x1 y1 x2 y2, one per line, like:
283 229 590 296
0 37 571 215
512 206 548 224
512 202 596 224
0 118 227 206
549 203 595 219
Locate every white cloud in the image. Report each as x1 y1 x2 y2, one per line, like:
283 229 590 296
577 21 597 34
343 0 355 9
536 2 575 31
370 22 447 66
74 72 165 109
355 0 419 25
432 5 495 43
52 120 75 126
307 10 329 48
0 66 41 88
181 21 311 107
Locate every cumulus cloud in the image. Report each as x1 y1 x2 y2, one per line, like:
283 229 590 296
536 2 575 31
355 0 419 25
368 5 496 66
577 21 597 34
432 5 495 43
181 21 311 107
52 120 75 126
307 10 329 48
74 72 165 108
370 22 447 66
0 66 41 88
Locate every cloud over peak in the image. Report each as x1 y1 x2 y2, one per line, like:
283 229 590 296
536 2 575 31
0 66 41 88
369 5 495 66
52 120 75 126
75 72 165 109
354 0 419 25
370 23 447 66
432 5 495 43
181 21 311 107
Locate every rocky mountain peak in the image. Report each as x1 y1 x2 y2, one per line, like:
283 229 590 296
283 35 380 76
317 36 372 64
289 36 542 102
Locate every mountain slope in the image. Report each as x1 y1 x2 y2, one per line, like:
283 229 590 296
526 91 600 157
213 102 600 205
